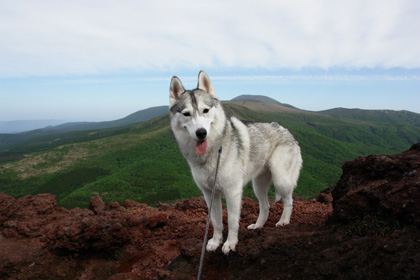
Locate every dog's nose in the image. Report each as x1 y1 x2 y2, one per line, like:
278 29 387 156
196 128 207 140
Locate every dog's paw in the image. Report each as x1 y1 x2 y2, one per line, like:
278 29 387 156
206 238 222 252
276 220 290 227
247 223 262 230
221 240 237 255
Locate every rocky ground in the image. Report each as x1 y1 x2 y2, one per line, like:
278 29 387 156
1 144 419 279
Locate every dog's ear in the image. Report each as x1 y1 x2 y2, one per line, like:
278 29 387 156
197 71 216 97
170 76 185 106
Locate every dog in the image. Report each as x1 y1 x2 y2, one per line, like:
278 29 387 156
169 71 302 255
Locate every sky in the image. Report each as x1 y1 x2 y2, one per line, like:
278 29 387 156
1 0 420 122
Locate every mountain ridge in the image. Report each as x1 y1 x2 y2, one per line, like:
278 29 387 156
231 94 283 104
3 95 420 135
1 96 419 158
319 107 420 125
29 105 169 133
0 106 169 134
1 95 419 165
0 106 169 153
231 94 297 109
0 120 68 134
1 98 419 209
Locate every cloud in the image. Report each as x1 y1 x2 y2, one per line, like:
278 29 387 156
1 0 420 77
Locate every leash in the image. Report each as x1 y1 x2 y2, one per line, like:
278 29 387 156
197 146 222 280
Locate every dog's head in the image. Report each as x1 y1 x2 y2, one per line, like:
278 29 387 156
169 71 221 155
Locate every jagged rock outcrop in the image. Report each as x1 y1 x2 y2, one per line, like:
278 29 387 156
0 143 419 279
330 143 420 226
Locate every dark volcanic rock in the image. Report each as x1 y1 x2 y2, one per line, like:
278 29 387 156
0 144 419 279
331 143 420 226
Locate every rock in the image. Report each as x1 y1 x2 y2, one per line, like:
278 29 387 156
316 186 333 205
174 197 207 212
0 193 15 223
123 199 149 209
331 143 420 226
89 196 106 214
45 211 130 252
0 193 59 238
0 191 334 279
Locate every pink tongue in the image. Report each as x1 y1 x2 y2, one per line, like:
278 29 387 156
195 140 208 155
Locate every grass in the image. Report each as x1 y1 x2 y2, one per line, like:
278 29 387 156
0 104 419 208
343 214 400 237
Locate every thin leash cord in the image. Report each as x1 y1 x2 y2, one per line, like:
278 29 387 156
197 146 222 280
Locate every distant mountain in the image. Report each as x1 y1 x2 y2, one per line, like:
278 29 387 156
231 95 296 109
41 106 169 133
0 106 169 135
0 106 169 153
0 120 67 134
319 108 420 126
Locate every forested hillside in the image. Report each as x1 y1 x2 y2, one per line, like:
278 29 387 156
0 100 419 208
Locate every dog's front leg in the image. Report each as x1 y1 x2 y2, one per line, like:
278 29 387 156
202 190 223 251
222 187 242 255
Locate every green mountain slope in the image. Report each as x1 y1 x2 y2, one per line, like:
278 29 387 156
0 106 169 154
48 105 170 132
319 107 420 126
1 102 419 209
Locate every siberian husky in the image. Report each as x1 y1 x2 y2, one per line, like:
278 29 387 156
169 71 302 255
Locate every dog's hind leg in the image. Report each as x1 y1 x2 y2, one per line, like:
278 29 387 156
269 145 302 226
272 172 294 226
276 189 293 226
202 190 223 252
248 169 272 229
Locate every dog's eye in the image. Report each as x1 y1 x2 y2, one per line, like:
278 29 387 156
183 112 191 117
203 109 209 114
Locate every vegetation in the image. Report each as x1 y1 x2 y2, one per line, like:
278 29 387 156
0 102 419 209
343 214 400 237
